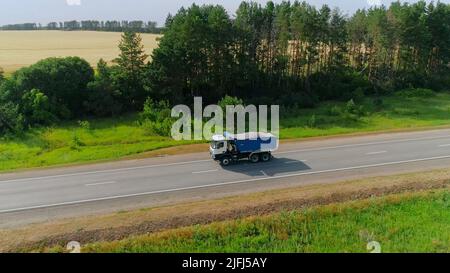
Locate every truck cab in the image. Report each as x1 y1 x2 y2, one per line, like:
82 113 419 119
210 134 227 159
210 132 278 166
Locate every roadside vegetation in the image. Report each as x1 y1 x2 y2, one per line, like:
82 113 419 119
0 89 449 172
1 1 449 171
53 189 450 253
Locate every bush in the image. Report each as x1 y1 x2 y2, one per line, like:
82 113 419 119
140 98 171 122
78 120 91 130
12 57 94 119
139 98 173 137
373 97 383 111
218 95 244 110
141 119 173 137
0 102 24 136
395 88 436 98
84 59 122 117
21 89 56 126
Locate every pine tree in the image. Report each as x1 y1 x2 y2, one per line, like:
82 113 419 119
114 32 149 109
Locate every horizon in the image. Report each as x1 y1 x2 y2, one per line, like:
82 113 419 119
1 0 448 27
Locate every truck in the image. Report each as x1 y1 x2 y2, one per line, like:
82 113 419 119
210 132 279 166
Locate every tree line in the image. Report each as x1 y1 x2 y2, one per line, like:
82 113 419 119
1 1 449 136
1 20 162 33
148 0 450 106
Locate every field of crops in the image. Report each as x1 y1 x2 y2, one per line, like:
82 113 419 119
0 30 160 73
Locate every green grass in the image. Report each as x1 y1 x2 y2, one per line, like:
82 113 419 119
0 114 198 171
1 91 450 172
280 92 450 138
81 190 450 253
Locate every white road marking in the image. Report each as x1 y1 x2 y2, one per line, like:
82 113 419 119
439 144 450 147
366 151 387 155
0 159 211 185
260 170 268 177
275 134 450 155
85 181 117 187
1 133 450 185
192 169 218 174
2 154 450 214
285 160 307 164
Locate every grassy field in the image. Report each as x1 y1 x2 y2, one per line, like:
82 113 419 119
70 189 450 253
1 91 449 172
0 31 160 73
0 114 201 171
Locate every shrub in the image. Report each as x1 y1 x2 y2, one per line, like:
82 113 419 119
218 95 244 110
395 88 436 98
139 98 173 137
78 120 91 130
12 57 94 119
84 59 122 117
21 89 56 126
0 102 24 136
307 114 317 128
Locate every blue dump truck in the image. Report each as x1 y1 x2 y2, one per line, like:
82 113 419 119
210 132 279 166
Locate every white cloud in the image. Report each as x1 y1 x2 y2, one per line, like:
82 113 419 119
367 0 382 6
66 0 81 6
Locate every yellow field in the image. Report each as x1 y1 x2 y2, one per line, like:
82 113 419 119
0 30 161 73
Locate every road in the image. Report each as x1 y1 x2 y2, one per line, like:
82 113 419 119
1 128 450 227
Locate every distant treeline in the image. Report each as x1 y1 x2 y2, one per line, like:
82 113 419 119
0 20 163 33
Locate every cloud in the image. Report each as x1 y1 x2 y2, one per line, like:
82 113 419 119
66 0 81 6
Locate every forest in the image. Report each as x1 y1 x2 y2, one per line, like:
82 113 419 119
0 0 449 136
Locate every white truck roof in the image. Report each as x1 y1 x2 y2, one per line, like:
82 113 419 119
212 132 276 141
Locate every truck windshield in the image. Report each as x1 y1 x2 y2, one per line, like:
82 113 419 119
211 141 224 149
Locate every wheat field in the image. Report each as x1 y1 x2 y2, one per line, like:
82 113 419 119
0 30 161 73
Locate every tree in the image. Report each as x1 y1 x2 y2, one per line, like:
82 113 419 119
148 4 235 103
11 57 94 119
85 59 122 117
20 89 55 126
114 32 149 109
0 102 23 135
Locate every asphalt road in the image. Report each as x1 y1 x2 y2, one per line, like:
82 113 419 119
1 128 450 227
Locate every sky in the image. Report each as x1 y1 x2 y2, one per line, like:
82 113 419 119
1 0 448 26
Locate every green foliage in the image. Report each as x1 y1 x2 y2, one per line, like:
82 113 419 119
21 89 56 126
85 59 122 117
139 98 172 137
11 57 94 119
395 88 436 98
78 120 91 130
0 102 23 136
218 95 244 110
114 32 149 109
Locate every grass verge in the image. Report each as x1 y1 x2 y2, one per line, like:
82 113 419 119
82 189 450 253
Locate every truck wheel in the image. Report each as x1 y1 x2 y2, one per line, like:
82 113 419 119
250 154 260 163
261 153 271 162
220 157 231 166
